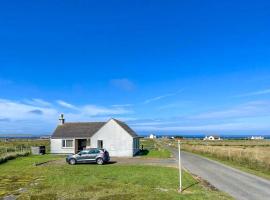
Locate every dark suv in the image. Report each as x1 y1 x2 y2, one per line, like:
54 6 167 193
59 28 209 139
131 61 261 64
66 148 110 165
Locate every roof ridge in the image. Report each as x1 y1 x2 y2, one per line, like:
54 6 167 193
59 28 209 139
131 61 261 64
112 119 138 138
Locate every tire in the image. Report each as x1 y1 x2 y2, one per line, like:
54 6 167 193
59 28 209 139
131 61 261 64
96 158 104 165
69 158 76 165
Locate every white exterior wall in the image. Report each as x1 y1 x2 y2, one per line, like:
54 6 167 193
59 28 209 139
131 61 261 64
50 138 75 154
91 119 136 157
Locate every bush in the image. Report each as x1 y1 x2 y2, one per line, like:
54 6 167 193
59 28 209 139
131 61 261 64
0 151 30 164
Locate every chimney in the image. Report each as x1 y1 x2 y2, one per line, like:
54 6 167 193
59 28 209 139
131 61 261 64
59 113 65 125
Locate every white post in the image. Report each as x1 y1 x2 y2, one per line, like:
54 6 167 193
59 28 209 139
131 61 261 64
178 140 182 193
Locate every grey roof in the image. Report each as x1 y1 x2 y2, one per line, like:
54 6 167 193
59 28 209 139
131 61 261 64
113 119 139 137
51 119 138 138
51 122 106 138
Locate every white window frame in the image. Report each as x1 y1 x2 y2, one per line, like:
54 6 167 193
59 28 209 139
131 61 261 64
62 139 73 148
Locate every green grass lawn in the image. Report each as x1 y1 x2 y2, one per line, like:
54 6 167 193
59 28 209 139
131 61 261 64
139 139 171 158
0 155 232 200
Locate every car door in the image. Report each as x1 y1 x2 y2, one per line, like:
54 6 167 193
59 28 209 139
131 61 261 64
77 150 89 163
88 148 99 161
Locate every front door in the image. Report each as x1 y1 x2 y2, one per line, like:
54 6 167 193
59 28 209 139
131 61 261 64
97 140 103 148
78 139 87 152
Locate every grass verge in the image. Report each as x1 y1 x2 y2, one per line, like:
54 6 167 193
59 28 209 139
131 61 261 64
138 139 171 158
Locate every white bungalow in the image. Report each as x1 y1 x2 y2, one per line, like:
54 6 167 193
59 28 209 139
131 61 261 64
50 115 140 157
251 136 264 140
203 135 221 141
149 134 157 139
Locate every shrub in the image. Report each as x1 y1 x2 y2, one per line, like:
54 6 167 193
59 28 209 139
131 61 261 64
0 151 30 164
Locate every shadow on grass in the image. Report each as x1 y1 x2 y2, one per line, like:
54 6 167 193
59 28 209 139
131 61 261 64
135 149 149 156
181 181 200 192
75 161 117 165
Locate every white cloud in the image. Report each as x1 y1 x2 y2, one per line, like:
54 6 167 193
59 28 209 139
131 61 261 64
56 100 132 117
144 89 184 104
0 98 133 134
56 100 78 110
236 89 270 97
133 121 270 132
0 99 57 121
25 98 52 107
157 101 192 110
111 104 133 107
191 101 270 120
131 121 173 126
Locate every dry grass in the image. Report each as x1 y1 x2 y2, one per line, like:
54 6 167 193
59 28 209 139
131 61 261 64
0 139 49 164
166 139 270 176
0 139 49 155
0 152 29 164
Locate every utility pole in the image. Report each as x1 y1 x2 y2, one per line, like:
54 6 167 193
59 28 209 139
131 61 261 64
178 139 182 193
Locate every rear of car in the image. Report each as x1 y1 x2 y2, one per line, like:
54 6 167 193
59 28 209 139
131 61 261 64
100 149 110 163
66 148 110 165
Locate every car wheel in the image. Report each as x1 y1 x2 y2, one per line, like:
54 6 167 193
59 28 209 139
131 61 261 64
96 158 104 165
69 158 76 165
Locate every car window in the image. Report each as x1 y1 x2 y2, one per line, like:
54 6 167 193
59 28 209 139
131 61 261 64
80 150 89 155
89 149 99 154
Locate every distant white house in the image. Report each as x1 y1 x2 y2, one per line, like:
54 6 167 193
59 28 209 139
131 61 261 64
251 136 264 140
50 114 140 157
204 135 221 141
149 134 157 139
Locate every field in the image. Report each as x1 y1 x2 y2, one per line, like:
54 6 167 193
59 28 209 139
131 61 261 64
0 139 50 153
0 139 49 164
166 139 270 179
0 155 232 200
139 139 171 158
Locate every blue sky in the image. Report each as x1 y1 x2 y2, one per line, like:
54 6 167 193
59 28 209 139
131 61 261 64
1 0 270 135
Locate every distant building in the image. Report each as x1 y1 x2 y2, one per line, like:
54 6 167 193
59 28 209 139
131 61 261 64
250 136 264 140
204 135 221 141
149 134 157 139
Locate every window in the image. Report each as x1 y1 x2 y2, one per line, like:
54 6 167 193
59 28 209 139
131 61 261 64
97 140 103 148
62 139 73 148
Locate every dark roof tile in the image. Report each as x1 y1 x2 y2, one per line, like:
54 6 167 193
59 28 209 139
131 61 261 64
51 119 138 138
51 122 105 138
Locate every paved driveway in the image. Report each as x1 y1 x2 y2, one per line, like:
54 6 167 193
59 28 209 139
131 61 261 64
111 157 176 167
44 156 177 168
167 146 270 200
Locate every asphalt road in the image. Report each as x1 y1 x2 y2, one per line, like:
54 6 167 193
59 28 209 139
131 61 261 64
167 146 270 200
